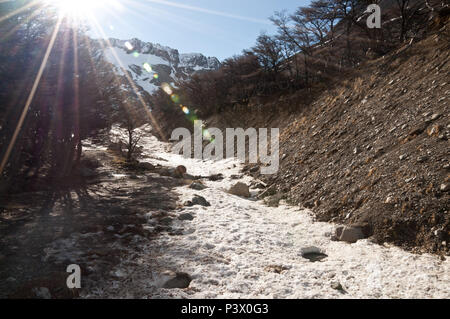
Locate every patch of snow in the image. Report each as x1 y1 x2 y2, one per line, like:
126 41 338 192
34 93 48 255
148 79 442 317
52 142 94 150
79 128 450 299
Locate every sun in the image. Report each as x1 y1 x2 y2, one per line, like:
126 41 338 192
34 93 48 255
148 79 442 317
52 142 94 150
44 0 110 18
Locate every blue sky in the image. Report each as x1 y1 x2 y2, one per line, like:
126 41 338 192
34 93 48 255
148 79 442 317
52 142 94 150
90 0 311 60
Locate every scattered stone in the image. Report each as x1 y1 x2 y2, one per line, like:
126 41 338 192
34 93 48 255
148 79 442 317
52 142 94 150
228 182 250 198
265 265 289 274
6 277 16 282
230 174 242 180
251 179 267 189
78 166 97 178
399 154 407 160
185 195 211 207
168 229 184 236
203 243 215 250
331 282 346 293
32 287 51 299
385 196 394 204
440 184 449 192
178 213 194 221
257 184 277 199
264 193 284 207
138 162 155 170
300 246 328 262
409 123 428 136
431 113 441 121
335 225 367 243
416 156 428 163
161 271 192 289
249 166 260 173
189 182 207 190
208 174 224 181
159 217 173 225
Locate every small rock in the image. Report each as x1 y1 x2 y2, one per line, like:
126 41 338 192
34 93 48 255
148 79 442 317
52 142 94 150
78 166 97 178
160 217 173 225
331 282 346 293
228 182 250 198
264 193 283 207
138 162 155 170
431 113 441 121
399 154 407 160
32 287 51 299
185 195 211 207
300 246 328 262
409 123 428 136
416 156 428 163
208 173 224 181
265 265 289 274
189 182 207 190
178 213 194 221
440 184 449 192
249 166 260 173
161 271 192 289
251 179 267 189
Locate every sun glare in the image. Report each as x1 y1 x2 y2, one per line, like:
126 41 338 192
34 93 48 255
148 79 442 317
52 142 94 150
44 0 115 18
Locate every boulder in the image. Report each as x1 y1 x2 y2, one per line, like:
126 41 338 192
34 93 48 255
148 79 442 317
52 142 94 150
228 182 250 198
335 225 367 243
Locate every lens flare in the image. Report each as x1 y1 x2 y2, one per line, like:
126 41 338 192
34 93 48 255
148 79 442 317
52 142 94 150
124 41 134 51
203 129 211 139
133 51 140 58
153 73 159 79
143 63 152 72
182 106 190 114
161 83 173 95
171 94 180 103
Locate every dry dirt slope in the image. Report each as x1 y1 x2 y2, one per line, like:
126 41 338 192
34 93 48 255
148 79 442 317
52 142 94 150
205 24 449 255
268 27 450 255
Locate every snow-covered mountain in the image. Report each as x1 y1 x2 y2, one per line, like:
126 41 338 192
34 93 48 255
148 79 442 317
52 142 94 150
103 38 221 94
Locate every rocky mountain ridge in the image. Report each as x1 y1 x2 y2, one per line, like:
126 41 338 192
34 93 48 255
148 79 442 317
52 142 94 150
104 38 220 94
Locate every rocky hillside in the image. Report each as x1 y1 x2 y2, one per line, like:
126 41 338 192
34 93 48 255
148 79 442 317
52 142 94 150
104 38 220 94
206 21 449 255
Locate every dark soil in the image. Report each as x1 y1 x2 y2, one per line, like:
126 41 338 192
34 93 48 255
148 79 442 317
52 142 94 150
0 141 183 298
